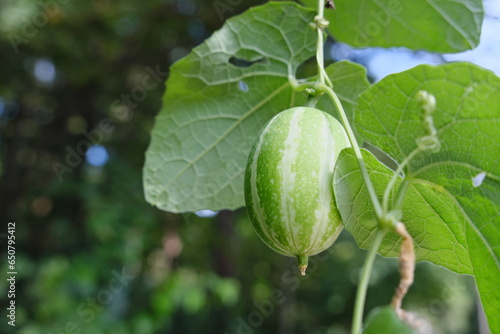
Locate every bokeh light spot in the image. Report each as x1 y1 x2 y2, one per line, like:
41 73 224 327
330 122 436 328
0 100 19 126
66 115 88 134
110 103 133 123
115 17 138 37
0 98 4 117
85 145 109 167
177 0 196 15
34 59 56 84
31 197 53 217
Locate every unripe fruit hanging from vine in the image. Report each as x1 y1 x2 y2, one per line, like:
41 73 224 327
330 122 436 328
244 107 350 274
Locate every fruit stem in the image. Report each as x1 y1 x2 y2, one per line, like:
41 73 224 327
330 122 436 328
319 84 383 219
351 228 386 334
297 255 309 275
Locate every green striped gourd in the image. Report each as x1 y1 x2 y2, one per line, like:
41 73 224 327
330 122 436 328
244 107 350 275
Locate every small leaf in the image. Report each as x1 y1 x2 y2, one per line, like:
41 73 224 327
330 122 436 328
363 306 416 334
302 0 483 52
343 62 500 332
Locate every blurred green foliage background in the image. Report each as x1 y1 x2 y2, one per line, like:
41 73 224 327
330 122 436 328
0 0 485 333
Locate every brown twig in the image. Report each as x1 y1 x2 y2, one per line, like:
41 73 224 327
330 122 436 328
391 222 415 313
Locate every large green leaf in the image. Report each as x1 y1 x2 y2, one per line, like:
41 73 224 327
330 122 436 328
335 62 500 332
143 2 316 213
334 149 473 274
301 0 483 52
143 2 370 213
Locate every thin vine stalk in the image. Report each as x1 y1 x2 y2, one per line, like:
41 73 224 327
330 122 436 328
352 229 386 334
315 0 332 88
314 0 383 219
381 148 420 213
319 84 383 219
313 0 382 219
313 1 388 334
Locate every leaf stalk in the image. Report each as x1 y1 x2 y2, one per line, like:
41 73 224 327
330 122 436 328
351 228 386 334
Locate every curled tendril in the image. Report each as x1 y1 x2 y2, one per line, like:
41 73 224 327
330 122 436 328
416 90 436 116
416 135 441 152
415 90 440 152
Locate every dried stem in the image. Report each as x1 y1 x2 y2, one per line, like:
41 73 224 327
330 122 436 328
391 222 415 313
